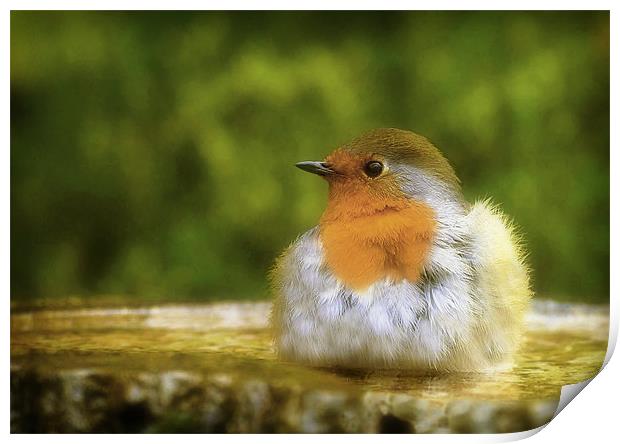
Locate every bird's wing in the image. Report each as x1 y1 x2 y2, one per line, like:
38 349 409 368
465 199 532 351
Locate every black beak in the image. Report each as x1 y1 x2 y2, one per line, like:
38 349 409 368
295 161 335 176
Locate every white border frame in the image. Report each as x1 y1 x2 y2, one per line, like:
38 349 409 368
3 3 616 442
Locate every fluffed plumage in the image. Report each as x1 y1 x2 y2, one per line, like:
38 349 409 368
270 128 531 372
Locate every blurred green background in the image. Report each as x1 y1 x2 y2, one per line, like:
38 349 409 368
10 11 609 304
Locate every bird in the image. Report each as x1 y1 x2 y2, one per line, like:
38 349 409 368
270 128 531 372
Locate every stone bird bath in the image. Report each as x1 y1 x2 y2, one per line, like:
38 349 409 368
11 300 608 433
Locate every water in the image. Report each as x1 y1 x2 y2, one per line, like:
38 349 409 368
11 300 608 404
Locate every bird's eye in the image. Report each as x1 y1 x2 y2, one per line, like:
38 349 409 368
363 161 384 178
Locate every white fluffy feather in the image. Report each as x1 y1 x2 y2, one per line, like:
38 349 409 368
271 172 531 372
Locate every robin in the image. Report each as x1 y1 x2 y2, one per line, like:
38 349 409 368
271 128 531 372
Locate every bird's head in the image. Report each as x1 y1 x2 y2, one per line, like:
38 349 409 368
296 128 465 222
295 128 466 289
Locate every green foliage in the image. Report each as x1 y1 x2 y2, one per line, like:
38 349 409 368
10 11 609 302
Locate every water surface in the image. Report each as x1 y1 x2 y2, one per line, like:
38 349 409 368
11 300 608 404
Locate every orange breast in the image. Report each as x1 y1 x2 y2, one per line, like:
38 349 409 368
319 194 436 291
